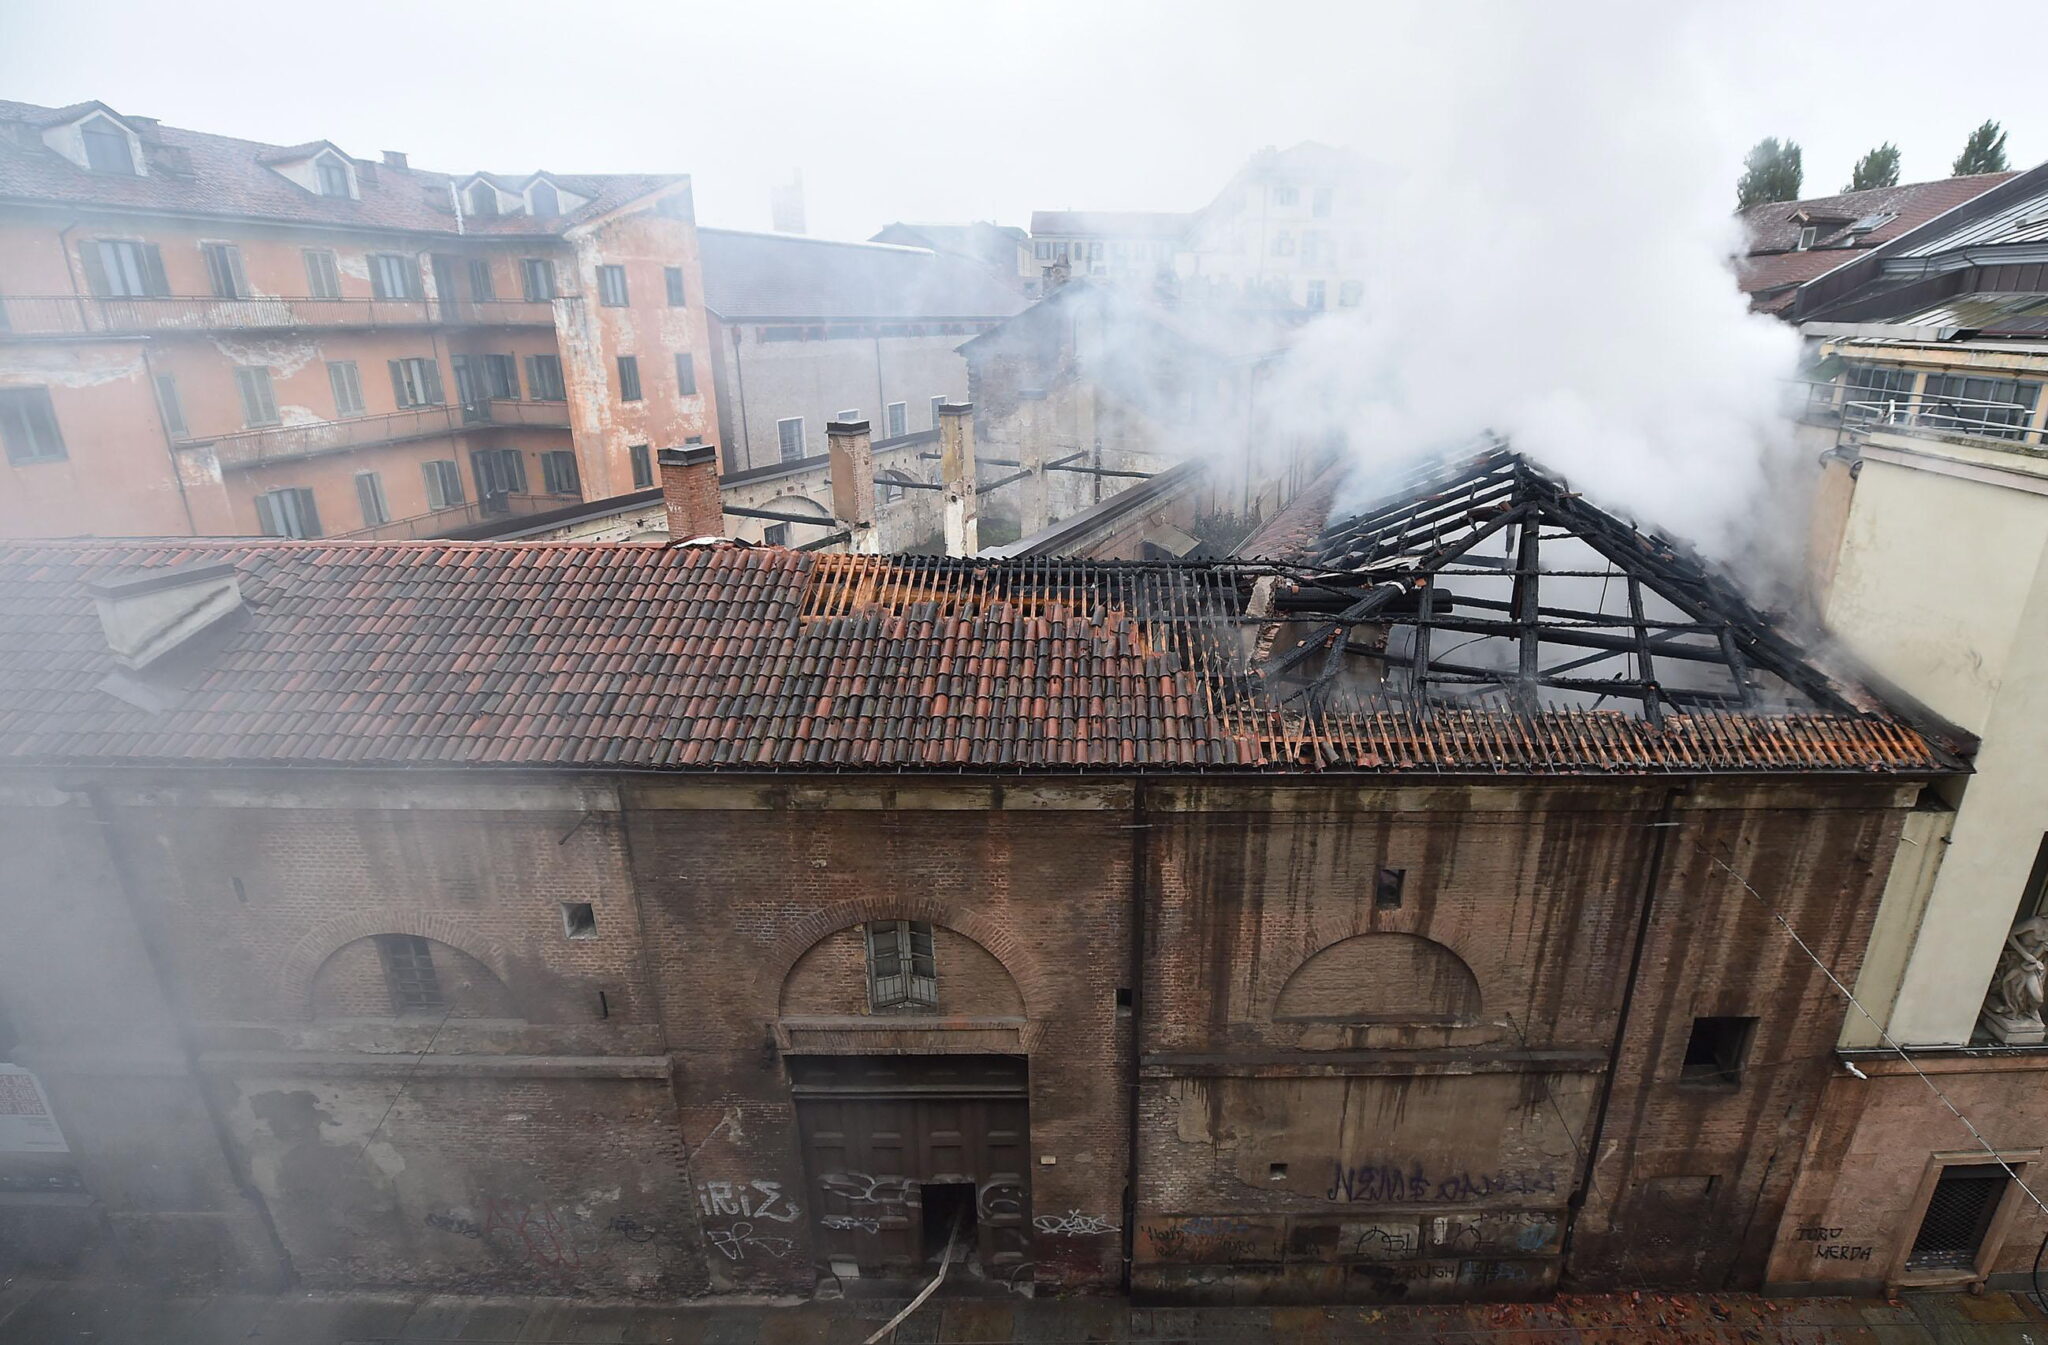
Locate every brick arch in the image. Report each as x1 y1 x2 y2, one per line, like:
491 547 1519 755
754 897 1043 1021
1272 931 1482 1025
282 909 515 1020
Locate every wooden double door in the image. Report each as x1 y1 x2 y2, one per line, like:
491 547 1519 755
791 1055 1030 1288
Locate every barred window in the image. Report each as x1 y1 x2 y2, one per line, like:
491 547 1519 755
376 934 445 1013
865 920 937 1012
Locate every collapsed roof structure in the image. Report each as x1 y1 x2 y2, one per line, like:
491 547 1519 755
0 447 1943 777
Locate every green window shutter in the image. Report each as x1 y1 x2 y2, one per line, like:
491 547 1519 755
80 242 110 296
389 360 407 406
422 360 444 405
141 244 169 297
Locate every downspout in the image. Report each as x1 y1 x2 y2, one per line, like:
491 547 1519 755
79 782 294 1286
1120 778 1151 1292
731 324 752 467
139 345 200 535
1557 782 1684 1285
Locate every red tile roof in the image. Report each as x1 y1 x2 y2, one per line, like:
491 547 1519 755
0 99 682 237
0 540 1945 777
1736 174 2015 310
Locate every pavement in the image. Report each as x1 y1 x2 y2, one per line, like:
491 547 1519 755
5 1278 2048 1344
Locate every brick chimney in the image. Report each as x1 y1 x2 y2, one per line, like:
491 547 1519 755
938 402 979 557
1016 388 1050 539
826 419 879 554
657 445 724 541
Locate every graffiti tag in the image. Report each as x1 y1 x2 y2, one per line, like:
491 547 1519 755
1327 1160 1559 1204
607 1215 660 1244
424 1211 482 1239
1815 1244 1874 1261
1033 1210 1118 1236
821 1215 882 1234
1794 1225 1843 1242
706 1220 797 1262
696 1179 800 1223
820 1171 916 1207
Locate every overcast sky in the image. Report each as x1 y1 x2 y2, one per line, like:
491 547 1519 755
6 0 2045 242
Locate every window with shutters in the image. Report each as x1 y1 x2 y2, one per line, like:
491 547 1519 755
598 265 630 307
255 487 320 538
354 471 389 526
630 443 653 489
865 920 937 1012
376 934 445 1013
526 354 566 400
777 417 805 462
675 352 697 396
153 374 187 438
1305 279 1326 312
664 266 687 306
472 447 527 501
303 249 342 299
85 239 167 298
316 156 351 198
201 243 249 299
482 354 519 400
327 361 364 417
521 259 557 302
617 355 642 402
235 367 279 427
81 117 136 175
422 459 464 510
389 357 443 409
542 451 580 496
369 253 419 300
467 259 496 302
886 402 907 438
0 388 67 465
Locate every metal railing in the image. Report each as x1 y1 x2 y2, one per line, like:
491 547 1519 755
341 492 582 540
187 399 572 470
1834 391 2047 450
0 293 573 336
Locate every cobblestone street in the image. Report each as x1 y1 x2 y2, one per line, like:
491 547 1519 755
6 1279 2048 1344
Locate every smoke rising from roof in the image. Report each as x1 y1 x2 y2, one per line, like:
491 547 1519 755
1274 5 1803 566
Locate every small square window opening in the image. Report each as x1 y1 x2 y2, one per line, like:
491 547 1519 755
1680 1015 1756 1086
561 902 597 939
1375 867 1405 909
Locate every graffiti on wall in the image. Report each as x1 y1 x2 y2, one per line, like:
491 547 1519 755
1033 1210 1118 1236
1327 1160 1560 1204
696 1179 800 1223
819 1171 915 1207
820 1215 881 1234
706 1221 797 1262
1796 1226 1874 1262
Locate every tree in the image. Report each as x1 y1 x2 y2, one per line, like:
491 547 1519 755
1953 120 2009 176
1847 143 1901 191
1737 138 1804 209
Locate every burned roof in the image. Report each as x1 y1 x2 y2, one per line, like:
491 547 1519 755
0 503 1943 776
1273 446 1885 729
0 98 683 237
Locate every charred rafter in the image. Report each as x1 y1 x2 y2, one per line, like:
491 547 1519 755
1272 445 1858 721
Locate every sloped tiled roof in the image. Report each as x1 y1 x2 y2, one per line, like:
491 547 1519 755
0 99 683 236
869 221 1028 273
0 534 1945 776
1735 174 2015 310
697 229 1029 321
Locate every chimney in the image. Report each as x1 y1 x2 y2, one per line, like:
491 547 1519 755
939 402 979 557
1015 388 1050 539
382 150 409 170
88 561 243 671
827 419 879 554
657 444 724 541
770 171 806 235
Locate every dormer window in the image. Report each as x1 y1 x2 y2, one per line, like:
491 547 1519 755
468 182 499 217
529 180 560 218
81 117 136 175
1796 226 1818 251
317 156 351 198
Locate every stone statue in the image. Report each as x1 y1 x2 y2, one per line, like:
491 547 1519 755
1981 916 2048 1044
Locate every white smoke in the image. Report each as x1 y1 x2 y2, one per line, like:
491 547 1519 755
1271 4 1804 568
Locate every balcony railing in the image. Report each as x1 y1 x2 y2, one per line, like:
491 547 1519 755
342 492 583 540
0 293 573 336
1837 392 2047 450
187 399 572 470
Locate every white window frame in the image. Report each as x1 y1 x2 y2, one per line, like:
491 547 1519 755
777 417 806 463
886 402 907 439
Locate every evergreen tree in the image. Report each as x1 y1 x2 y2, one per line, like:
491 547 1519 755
1847 143 1901 191
1953 121 2009 175
1737 138 1804 209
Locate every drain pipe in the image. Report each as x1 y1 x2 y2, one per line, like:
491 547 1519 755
1121 778 1151 1292
1557 782 1684 1284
